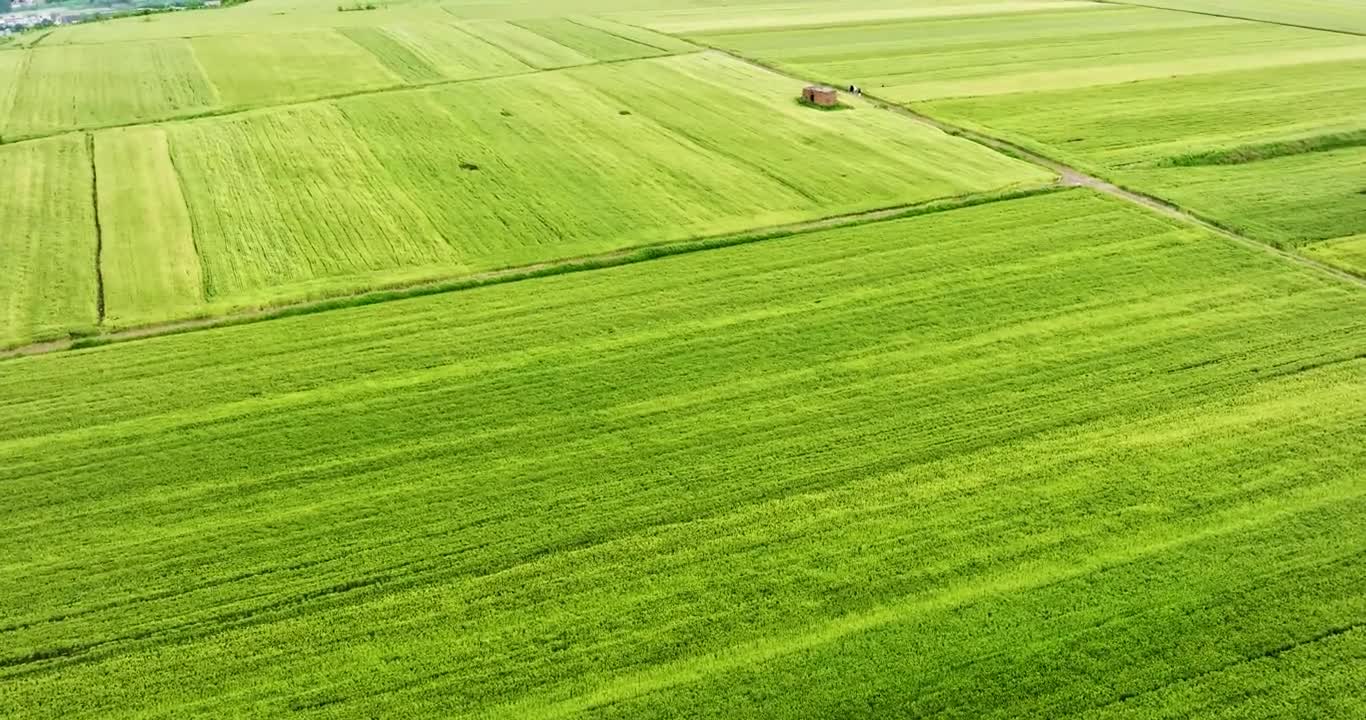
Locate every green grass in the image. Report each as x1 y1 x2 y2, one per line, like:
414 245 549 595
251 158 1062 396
166 104 464 301
191 30 403 107
567 15 699 53
337 26 446 83
1304 233 1366 277
1116 147 1366 247
378 22 531 79
696 6 1366 103
622 0 1087 35
2 39 218 139
94 127 206 328
1122 0 1366 34
126 52 1043 318
1 191 1363 717
1160 129 1366 167
461 19 597 69
0 50 24 133
922 59 1366 169
514 17 668 61
0 136 98 347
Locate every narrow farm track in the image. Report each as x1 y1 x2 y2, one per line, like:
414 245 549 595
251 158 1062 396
0 188 1049 361
709 49 1366 291
1089 0 1366 38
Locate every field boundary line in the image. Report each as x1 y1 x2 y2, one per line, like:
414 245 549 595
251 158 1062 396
0 186 1060 361
563 17 669 55
702 49 1366 291
162 127 212 300
0 51 707 148
1090 0 1365 38
85 132 105 324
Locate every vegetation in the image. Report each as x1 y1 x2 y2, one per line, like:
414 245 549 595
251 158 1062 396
2 39 216 140
0 52 1046 343
0 136 98 346
1 0 1364 716
1128 0 1366 33
695 2 1365 273
3 192 1363 718
94 127 204 327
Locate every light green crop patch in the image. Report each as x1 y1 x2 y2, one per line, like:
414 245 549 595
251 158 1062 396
144 52 1045 319
0 136 98 347
2 39 217 139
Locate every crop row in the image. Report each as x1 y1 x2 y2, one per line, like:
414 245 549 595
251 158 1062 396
2 191 1363 717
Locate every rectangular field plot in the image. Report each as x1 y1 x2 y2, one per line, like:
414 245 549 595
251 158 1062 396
94 128 205 328
336 27 447 84
167 105 463 305
2 40 217 139
698 5 1366 104
1305 234 1366 277
624 0 1090 35
2 191 1364 717
1116 147 1366 248
191 30 402 107
160 52 1046 312
924 59 1366 168
377 22 531 79
512 17 669 61
0 136 98 347
0 50 23 131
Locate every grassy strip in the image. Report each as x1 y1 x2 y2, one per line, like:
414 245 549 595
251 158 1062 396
1161 130 1366 167
59 185 1061 354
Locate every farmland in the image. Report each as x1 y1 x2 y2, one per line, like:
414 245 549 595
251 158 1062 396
1126 0 1366 33
2 0 1365 717
0 135 98 347
0 9 700 140
688 2 1366 274
2 191 1364 717
0 51 1048 345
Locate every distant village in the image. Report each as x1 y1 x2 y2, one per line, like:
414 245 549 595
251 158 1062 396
1 0 222 37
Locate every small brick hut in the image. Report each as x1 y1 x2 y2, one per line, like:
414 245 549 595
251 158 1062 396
802 85 838 107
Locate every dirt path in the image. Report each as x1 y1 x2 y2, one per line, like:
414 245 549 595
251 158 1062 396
717 50 1366 291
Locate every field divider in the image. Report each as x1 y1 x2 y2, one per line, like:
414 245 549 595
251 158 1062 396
1090 0 1365 38
699 48 1366 292
0 185 1061 361
84 132 105 325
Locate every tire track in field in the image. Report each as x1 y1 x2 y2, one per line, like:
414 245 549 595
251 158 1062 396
702 49 1366 291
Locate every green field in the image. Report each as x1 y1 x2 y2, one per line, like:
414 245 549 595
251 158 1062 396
1126 0 1366 33
2 0 1364 716
689 2 1366 274
0 8 695 139
3 191 1363 717
0 51 1048 343
0 136 98 347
